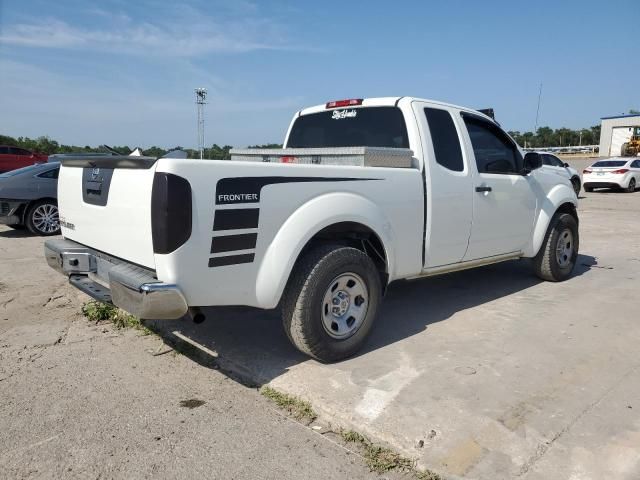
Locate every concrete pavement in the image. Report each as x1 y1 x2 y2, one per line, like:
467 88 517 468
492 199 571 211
149 168 640 479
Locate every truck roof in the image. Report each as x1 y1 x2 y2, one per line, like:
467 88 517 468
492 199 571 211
298 97 495 123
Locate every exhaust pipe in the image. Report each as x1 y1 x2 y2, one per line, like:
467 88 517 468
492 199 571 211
188 307 206 324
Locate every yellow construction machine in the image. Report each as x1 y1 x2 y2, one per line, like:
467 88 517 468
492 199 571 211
621 127 640 156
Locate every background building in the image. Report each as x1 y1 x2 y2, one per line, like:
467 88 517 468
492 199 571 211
599 114 640 157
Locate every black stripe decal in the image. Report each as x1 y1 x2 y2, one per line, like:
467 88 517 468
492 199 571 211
215 176 379 205
211 233 257 254
209 254 255 268
213 208 259 231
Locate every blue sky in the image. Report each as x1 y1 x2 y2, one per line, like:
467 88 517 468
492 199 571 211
0 0 637 148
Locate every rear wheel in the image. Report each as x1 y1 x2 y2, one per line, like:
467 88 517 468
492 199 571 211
584 186 594 193
570 176 581 195
25 200 60 236
281 244 382 362
625 178 636 193
533 212 579 282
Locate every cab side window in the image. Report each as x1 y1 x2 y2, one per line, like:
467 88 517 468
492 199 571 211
549 155 564 167
424 108 464 172
9 147 30 156
463 116 521 174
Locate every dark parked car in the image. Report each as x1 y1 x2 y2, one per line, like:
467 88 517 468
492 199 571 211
0 145 48 173
0 162 60 235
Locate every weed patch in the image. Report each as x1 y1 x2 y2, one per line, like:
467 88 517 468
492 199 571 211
260 386 316 422
81 301 152 335
341 429 441 479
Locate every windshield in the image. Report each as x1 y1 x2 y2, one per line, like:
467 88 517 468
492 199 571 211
0 164 44 178
592 160 627 168
287 107 409 149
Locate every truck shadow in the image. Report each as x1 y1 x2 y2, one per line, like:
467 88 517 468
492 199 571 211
147 254 596 387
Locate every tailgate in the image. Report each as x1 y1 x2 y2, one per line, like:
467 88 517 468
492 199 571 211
57 156 158 269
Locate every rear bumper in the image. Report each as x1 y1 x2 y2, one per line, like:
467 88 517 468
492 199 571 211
44 238 188 320
583 181 623 189
0 199 26 225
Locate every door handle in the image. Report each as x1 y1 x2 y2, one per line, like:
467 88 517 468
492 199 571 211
475 186 492 193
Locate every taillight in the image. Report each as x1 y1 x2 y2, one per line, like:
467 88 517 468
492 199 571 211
151 173 192 254
583 168 592 174
611 168 629 174
326 98 363 109
281 156 296 163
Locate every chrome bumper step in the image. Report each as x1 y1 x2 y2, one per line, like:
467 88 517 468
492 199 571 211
45 238 188 320
69 274 113 303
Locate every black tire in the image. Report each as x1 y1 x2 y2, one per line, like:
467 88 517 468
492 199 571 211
571 176 581 195
281 244 382 362
25 200 60 236
625 178 636 193
533 212 579 282
584 186 594 193
621 143 629 156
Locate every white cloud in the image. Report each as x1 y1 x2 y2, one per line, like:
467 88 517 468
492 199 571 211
0 4 311 56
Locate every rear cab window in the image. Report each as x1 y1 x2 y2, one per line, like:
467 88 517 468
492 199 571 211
38 167 60 179
424 108 464 172
286 107 409 149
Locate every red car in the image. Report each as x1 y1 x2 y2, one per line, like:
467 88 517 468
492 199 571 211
0 145 48 173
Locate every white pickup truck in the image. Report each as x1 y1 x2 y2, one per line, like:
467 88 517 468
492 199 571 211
44 97 579 362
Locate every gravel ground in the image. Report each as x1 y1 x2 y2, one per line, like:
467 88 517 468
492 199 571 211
0 227 398 480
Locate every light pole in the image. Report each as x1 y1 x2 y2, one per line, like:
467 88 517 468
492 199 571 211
195 88 207 160
534 82 543 133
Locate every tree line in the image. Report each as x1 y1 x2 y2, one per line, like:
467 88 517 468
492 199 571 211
507 125 601 149
2 125 603 157
0 134 283 159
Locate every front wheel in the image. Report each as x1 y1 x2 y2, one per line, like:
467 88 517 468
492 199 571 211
625 178 636 193
281 245 382 362
533 212 579 282
571 176 581 195
25 200 60 236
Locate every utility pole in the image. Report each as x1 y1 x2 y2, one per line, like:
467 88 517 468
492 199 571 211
195 88 207 160
534 82 543 133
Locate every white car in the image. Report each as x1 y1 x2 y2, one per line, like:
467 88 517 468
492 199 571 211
44 97 578 362
537 151 581 195
583 158 640 193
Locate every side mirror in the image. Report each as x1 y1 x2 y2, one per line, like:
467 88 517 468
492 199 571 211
523 152 542 174
563 162 570 168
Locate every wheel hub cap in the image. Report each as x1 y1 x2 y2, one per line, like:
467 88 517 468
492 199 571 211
33 204 59 234
555 229 574 268
332 291 351 317
322 273 368 340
